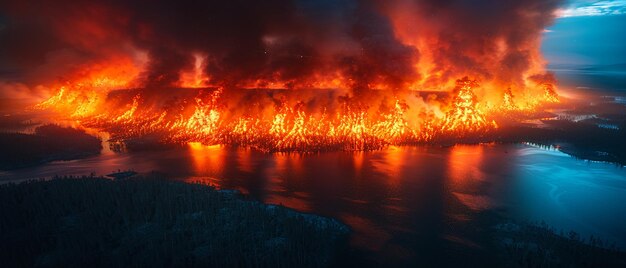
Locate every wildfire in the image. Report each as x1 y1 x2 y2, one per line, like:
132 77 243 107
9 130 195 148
34 58 140 118
371 100 414 143
34 73 561 152
170 90 223 143
179 54 210 88
501 88 518 110
114 94 140 123
542 83 560 103
6 0 567 152
441 77 497 133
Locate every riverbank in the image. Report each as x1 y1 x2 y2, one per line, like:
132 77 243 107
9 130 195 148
0 175 349 267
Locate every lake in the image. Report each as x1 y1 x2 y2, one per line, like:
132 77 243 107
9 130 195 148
2 142 625 265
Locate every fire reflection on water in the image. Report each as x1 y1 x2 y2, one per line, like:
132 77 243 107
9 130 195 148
352 151 365 176
446 144 496 211
266 153 311 211
2 143 626 258
447 144 485 186
187 142 226 175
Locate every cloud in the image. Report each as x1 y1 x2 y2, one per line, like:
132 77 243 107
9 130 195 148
557 0 626 17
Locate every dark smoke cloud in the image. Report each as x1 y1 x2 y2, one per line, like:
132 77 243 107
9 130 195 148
342 2 419 93
0 0 563 94
385 0 563 88
0 2 137 85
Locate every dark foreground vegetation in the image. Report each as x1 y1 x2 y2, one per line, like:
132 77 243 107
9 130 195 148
0 176 349 267
494 221 626 267
0 124 101 170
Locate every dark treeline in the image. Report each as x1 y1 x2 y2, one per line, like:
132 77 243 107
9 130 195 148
497 119 626 165
0 175 349 267
0 124 102 170
494 220 626 267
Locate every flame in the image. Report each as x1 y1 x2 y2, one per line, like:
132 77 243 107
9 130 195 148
36 71 561 152
441 77 497 133
371 99 413 143
10 0 564 153
501 87 518 111
114 94 140 123
170 90 222 143
179 54 209 88
542 83 560 103
34 57 140 118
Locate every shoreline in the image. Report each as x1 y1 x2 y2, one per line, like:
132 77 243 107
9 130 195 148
1 139 622 181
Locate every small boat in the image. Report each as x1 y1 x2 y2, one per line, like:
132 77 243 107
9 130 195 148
105 170 138 180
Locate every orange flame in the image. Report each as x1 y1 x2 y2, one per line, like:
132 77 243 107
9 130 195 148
36 71 560 152
441 77 497 133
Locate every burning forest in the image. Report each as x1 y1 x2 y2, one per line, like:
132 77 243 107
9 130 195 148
4 1 626 267
1 0 564 152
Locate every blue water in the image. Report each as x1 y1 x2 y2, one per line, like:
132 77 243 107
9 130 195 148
511 145 626 245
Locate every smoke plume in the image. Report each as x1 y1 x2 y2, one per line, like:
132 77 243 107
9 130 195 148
0 0 563 95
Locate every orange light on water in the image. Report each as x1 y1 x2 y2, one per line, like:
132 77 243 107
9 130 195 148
187 142 225 174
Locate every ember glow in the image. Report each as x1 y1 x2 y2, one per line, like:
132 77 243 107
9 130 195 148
1 0 564 152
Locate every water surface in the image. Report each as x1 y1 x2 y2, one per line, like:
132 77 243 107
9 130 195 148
2 143 625 264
